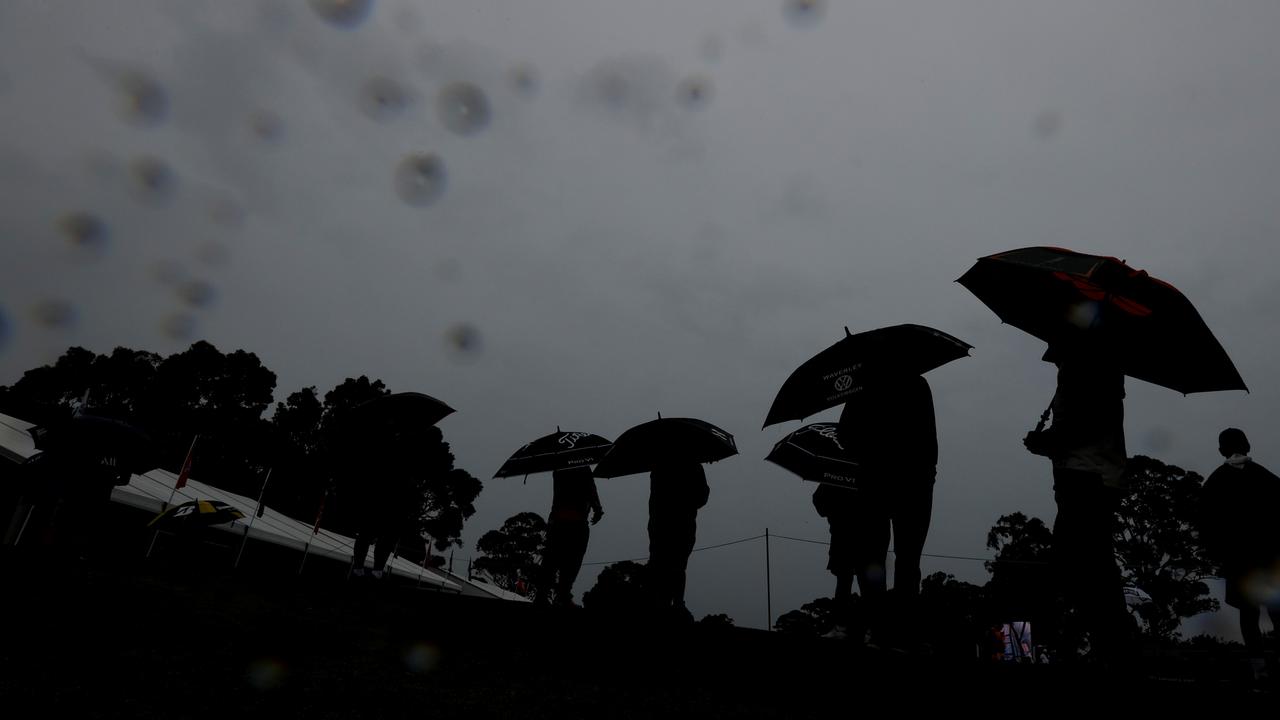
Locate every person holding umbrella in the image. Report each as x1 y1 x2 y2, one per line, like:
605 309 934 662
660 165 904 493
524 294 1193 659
836 369 938 648
593 416 737 620
538 465 604 607
647 460 710 618
1023 340 1133 660
959 246 1248 661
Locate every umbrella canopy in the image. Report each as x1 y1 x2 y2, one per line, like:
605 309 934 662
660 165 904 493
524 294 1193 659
592 417 737 478
957 246 1246 394
148 499 245 530
493 429 613 478
765 423 861 489
29 412 157 482
349 391 455 431
763 324 971 427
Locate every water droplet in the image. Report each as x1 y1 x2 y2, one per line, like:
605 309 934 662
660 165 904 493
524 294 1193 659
246 657 288 690
151 260 187 287
677 76 713 109
444 323 482 361
161 313 197 340
249 110 285 144
118 71 168 126
177 280 217 308
394 153 447 207
196 242 231 266
130 156 176 204
360 76 412 121
403 642 442 674
59 212 110 252
1033 110 1063 140
437 83 491 135
508 64 538 97
209 198 246 229
31 300 77 329
309 0 375 29
784 0 825 27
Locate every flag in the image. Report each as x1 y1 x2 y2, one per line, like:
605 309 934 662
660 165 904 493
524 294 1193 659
254 468 272 518
310 489 329 535
174 435 198 490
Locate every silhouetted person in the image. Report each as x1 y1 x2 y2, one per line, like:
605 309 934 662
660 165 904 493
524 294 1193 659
647 461 710 617
837 371 937 646
1024 343 1132 660
812 482 860 638
538 466 604 606
1202 428 1280 661
349 431 421 580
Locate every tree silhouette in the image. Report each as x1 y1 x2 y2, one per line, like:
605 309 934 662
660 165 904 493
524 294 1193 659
582 560 650 614
473 512 547 596
0 346 482 551
698 613 735 628
1115 455 1217 638
919 572 987 658
774 597 842 636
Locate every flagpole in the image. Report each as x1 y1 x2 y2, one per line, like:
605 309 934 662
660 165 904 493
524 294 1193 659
165 434 199 510
234 468 271 569
298 487 328 575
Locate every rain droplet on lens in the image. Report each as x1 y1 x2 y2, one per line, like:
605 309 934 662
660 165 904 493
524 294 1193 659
247 657 288 690
437 83 491 135
508 64 538 97
249 110 285 144
59 212 110 251
161 313 197 340
309 0 375 29
1033 110 1063 140
677 76 713 109
131 156 176 203
31 300 77 329
784 0 825 27
403 643 441 674
177 280 217 308
151 260 187 287
209 198 246 229
395 152 447 207
119 71 168 126
445 323 482 361
360 76 412 121
196 242 231 266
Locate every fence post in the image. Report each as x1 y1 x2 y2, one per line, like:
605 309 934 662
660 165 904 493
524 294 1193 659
765 527 772 631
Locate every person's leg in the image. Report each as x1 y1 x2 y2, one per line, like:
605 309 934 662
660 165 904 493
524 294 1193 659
372 532 396 576
1053 470 1129 658
556 523 590 604
890 479 934 598
852 490 891 643
1240 605 1263 651
351 521 372 576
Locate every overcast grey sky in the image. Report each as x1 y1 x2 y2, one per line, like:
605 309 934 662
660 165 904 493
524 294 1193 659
2 0 1278 637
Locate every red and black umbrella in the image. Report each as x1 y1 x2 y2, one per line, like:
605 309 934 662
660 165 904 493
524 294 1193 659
592 417 737 479
763 324 971 428
765 423 861 489
957 246 1246 394
493 428 613 478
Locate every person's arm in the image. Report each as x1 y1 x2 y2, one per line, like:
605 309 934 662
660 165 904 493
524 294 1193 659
589 477 603 524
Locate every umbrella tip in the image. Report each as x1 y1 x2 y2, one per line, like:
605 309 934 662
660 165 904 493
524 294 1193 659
556 425 561 432
844 326 851 337
657 411 662 419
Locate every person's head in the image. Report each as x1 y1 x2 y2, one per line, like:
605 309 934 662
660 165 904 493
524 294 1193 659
1218 428 1250 457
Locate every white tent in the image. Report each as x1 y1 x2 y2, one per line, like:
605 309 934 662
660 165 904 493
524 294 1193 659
0 411 526 601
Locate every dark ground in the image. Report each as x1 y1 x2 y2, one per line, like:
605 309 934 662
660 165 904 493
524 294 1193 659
1 535 1273 720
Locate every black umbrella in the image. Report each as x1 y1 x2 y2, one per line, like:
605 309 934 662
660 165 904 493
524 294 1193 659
493 428 613 478
957 246 1247 394
349 391 455 430
765 423 861 489
147 499 245 530
592 417 737 479
29 412 156 484
763 324 971 428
